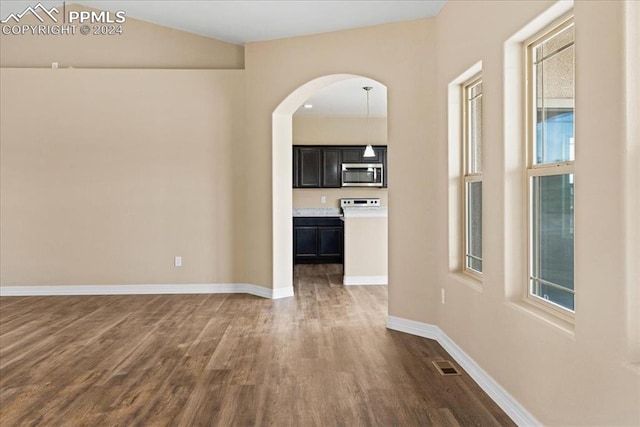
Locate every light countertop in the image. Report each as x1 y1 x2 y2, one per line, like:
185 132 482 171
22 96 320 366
293 208 342 217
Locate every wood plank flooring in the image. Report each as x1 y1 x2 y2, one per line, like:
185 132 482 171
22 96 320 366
0 264 514 426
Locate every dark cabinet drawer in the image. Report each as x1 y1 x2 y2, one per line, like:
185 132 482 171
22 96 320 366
294 217 342 227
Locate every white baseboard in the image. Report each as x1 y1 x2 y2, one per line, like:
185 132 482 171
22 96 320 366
0 283 295 300
343 275 388 285
386 315 540 427
272 286 295 299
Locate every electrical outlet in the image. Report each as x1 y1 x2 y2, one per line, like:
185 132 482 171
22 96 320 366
441 288 445 304
174 256 182 267
51 62 58 69
321 195 327 204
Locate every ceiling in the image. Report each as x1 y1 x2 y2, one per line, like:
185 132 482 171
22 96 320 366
1 1 445 116
294 78 387 117
1 1 446 45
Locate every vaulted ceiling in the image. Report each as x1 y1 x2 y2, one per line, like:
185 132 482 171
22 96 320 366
1 0 446 44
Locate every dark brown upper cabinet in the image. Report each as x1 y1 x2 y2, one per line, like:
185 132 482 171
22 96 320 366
293 145 387 188
297 147 322 187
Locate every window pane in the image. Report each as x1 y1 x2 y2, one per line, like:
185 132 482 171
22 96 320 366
535 25 574 63
469 93 482 173
535 26 574 164
530 174 574 310
467 82 482 174
469 81 482 98
466 181 482 273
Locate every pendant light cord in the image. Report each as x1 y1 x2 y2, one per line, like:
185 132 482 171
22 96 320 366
363 86 374 157
367 87 371 147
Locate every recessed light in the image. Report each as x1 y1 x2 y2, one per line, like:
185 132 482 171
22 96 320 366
303 104 313 109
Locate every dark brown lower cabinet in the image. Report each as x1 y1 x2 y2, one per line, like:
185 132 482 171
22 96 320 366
294 217 343 264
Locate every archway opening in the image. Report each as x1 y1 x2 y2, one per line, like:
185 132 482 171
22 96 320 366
272 74 387 292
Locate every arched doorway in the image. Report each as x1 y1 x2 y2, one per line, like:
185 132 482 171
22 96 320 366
271 74 387 293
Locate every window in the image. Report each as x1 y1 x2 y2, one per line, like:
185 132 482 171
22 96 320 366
526 19 575 314
463 76 483 277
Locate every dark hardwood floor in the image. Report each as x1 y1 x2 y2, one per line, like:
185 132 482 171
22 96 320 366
0 264 514 426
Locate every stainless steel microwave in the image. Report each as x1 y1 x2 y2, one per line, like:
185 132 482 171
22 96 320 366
341 163 384 187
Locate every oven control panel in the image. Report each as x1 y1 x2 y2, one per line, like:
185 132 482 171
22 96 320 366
340 198 381 208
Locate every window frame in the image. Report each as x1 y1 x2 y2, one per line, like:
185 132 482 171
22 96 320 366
524 17 575 320
462 74 483 281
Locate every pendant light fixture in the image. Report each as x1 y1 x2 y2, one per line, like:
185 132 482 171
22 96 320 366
362 86 376 158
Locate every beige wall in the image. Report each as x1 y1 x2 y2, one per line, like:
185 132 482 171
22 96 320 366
293 188 387 209
0 68 245 285
343 216 388 279
242 20 438 324
1 1 638 424
292 115 388 208
293 115 387 145
435 0 639 425
0 4 244 69
242 1 638 424
625 0 640 365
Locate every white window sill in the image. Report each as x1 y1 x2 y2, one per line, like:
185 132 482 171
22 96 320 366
507 300 575 337
449 271 483 293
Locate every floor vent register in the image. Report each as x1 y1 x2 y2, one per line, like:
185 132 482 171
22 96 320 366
432 360 461 376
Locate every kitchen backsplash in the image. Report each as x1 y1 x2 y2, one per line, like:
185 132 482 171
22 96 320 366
293 187 388 208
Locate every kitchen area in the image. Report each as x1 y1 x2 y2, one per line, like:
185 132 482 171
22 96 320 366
292 78 388 286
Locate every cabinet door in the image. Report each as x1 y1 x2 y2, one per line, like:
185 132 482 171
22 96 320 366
343 146 382 163
322 149 341 188
378 148 387 188
298 148 321 187
293 147 300 187
318 227 343 259
362 147 382 162
294 227 318 258
342 148 362 163
373 147 385 164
